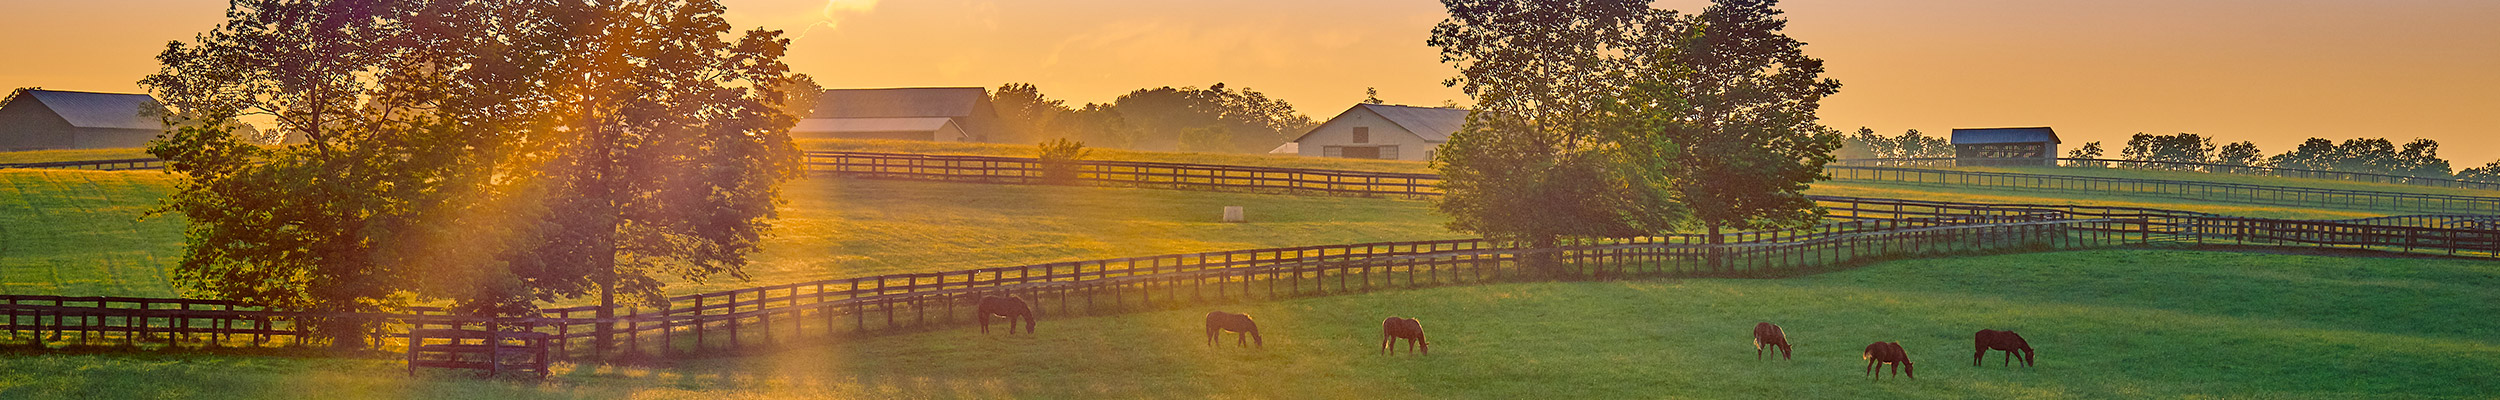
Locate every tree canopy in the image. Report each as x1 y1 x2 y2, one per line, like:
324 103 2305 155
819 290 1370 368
143 0 807 338
1429 0 1841 250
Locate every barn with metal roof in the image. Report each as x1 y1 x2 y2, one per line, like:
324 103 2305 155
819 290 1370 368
0 89 168 151
1951 127 2061 166
1285 104 1470 161
799 87 1003 142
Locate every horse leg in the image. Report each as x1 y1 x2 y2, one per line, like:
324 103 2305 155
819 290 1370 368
980 314 991 334
1974 348 1986 367
1381 334 1391 356
1757 343 1765 361
1236 332 1248 348
1207 327 1218 347
1866 358 1875 377
2003 350 2012 367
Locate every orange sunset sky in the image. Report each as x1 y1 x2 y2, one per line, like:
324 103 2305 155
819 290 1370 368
3 0 2495 163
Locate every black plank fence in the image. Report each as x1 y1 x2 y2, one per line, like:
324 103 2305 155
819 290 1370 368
0 158 164 171
1831 157 2500 191
1825 165 2500 214
8 152 2500 362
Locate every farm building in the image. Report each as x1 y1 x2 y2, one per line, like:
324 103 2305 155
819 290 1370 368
0 89 167 151
1286 104 1468 161
1951 127 2060 166
799 87 1004 142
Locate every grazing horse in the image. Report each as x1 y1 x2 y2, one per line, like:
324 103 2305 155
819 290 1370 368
976 295 1036 334
1752 322 1791 361
1863 341 1914 379
1204 311 1263 348
1973 329 2035 367
1381 317 1428 355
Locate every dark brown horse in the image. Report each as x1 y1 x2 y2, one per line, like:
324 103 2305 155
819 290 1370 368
1973 329 2035 367
1863 341 1914 379
1752 322 1791 361
1381 317 1428 355
976 295 1035 334
1204 311 1263 348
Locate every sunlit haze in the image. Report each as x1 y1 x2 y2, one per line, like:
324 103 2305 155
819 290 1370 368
4 0 2494 162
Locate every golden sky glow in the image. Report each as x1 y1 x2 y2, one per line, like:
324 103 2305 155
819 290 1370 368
4 0 2495 162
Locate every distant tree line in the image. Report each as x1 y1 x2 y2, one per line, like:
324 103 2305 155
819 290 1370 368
988 83 1317 153
1837 128 1951 159
2063 133 2476 180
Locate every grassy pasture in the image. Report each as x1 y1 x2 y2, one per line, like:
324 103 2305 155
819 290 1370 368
5 249 2494 399
0 164 2433 297
0 169 185 297
0 169 1460 297
0 148 154 165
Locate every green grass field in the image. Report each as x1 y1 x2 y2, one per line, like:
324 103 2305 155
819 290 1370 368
0 161 2435 297
0 169 185 297
0 170 1459 297
6 249 2492 399
0 148 155 165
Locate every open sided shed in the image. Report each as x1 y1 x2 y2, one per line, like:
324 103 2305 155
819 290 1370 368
1951 127 2060 166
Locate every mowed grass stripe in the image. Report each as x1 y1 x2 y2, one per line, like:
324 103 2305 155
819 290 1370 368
0 170 184 297
3 250 2491 399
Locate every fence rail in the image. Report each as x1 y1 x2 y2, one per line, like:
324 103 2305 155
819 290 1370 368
1825 165 2500 214
1831 157 2500 191
0 158 165 171
9 151 2500 362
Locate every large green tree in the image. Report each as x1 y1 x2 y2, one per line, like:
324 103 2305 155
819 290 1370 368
1645 0 1843 239
1429 0 1840 263
1428 0 1683 270
144 0 805 346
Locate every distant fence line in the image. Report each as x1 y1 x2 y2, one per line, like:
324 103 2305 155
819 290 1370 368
0 158 164 171
1823 165 2500 214
1832 157 2500 191
804 151 2500 215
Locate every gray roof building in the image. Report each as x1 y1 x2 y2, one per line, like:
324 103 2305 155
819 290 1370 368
1287 104 1470 161
0 89 168 151
1950 127 2061 166
800 87 1002 143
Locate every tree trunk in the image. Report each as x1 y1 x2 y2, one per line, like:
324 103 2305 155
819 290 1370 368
1707 224 1725 273
1529 234 1561 279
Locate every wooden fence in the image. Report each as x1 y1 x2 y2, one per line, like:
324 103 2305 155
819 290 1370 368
0 158 165 171
1825 165 2500 214
1831 157 2500 191
9 151 2500 361
806 151 1442 198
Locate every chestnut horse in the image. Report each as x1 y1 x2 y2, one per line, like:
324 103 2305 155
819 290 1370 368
1204 311 1263 348
1752 322 1791 361
1863 341 1914 379
1381 317 1428 355
1973 329 2035 367
976 295 1035 334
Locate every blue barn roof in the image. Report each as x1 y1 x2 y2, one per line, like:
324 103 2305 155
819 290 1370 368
1950 127 2060 145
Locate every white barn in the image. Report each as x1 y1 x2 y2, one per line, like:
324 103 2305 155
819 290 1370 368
1286 104 1467 161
